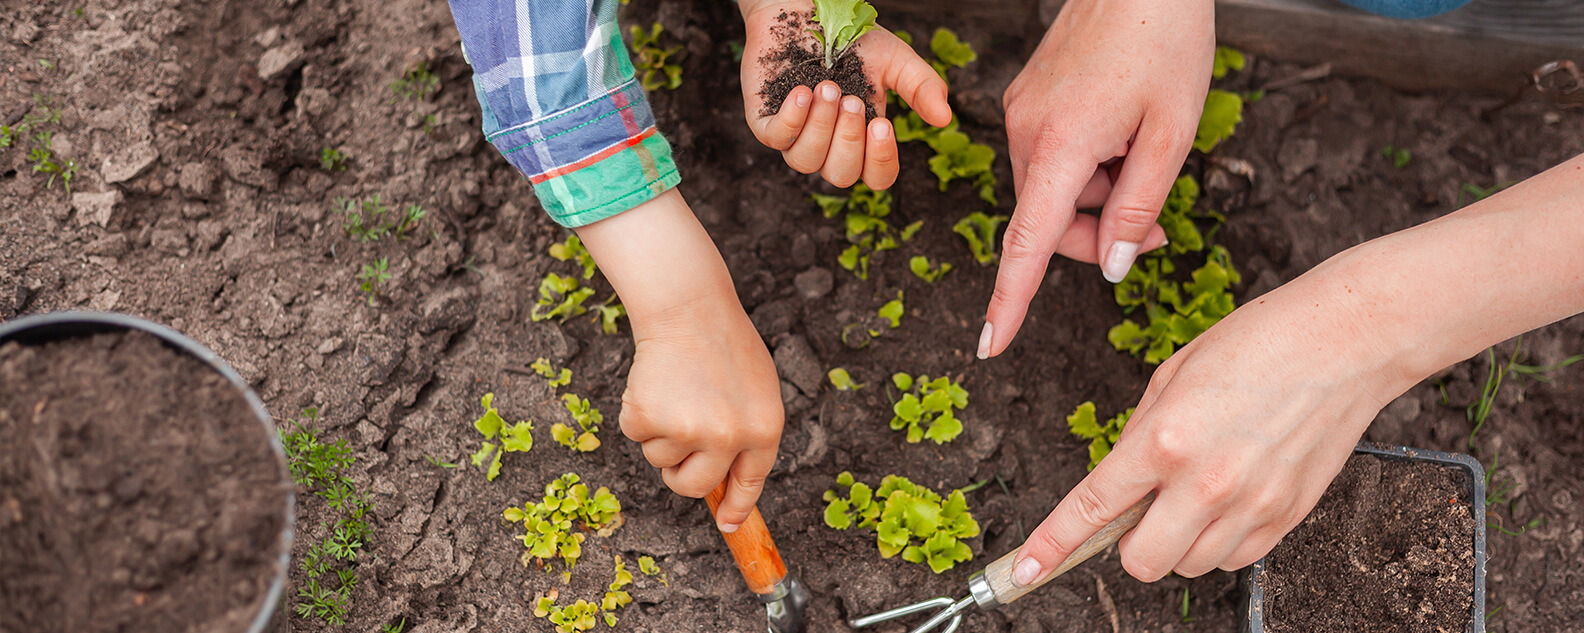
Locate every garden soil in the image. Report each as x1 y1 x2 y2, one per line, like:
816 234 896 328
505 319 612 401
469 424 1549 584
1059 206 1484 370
758 10 878 121
2 0 1583 632
0 330 287 633
1263 454 1475 633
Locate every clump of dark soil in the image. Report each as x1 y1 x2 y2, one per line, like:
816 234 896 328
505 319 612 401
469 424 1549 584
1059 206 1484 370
0 330 289 633
758 10 878 120
1264 454 1475 633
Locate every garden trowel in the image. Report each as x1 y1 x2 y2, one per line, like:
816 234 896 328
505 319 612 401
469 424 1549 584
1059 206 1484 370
850 496 1154 633
707 482 811 633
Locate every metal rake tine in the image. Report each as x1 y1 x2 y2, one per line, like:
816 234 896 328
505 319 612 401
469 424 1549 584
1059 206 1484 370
849 595 971 633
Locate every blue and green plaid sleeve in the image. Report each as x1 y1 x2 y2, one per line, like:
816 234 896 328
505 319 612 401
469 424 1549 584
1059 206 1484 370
446 0 681 227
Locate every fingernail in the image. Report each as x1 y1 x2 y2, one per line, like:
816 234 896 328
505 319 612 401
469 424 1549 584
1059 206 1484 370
976 322 993 360
1157 237 1170 250
719 522 739 534
795 90 811 108
842 97 862 114
1014 557 1043 587
820 83 839 101
871 120 891 140
1103 241 1140 284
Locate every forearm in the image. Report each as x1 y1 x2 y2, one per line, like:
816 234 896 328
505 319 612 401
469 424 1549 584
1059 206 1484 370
573 189 739 338
1317 153 1584 397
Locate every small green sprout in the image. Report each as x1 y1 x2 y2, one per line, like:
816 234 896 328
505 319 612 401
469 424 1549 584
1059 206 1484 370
357 258 392 305
814 184 902 279
823 472 980 573
638 555 669 586
382 618 408 633
900 220 924 242
889 372 968 444
928 28 976 78
543 599 600 633
1460 181 1514 207
553 394 603 452
280 408 373 626
531 357 573 388
909 255 952 282
1155 175 1226 255
319 147 348 172
828 367 864 391
878 291 904 328
810 0 878 69
926 130 997 204
425 455 459 468
531 273 597 322
591 295 626 335
1108 246 1241 364
630 23 683 91
37 59 54 71
1212 46 1246 80
396 204 427 240
1193 89 1243 153
27 131 79 194
952 212 1008 265
503 473 622 572
1381 144 1412 169
601 556 635 621
1067 401 1133 470
470 393 534 481
728 40 744 62
549 233 598 279
338 195 391 242
391 60 440 103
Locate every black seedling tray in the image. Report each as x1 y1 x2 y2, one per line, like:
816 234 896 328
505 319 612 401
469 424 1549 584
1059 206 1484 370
1241 442 1487 633
0 311 295 633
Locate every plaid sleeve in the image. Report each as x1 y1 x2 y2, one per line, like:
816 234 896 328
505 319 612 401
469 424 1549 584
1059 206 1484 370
446 0 681 227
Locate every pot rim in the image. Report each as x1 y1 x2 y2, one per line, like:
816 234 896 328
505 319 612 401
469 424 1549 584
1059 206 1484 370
0 310 295 633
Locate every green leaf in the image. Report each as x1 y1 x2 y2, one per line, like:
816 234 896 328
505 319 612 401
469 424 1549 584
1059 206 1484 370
825 498 853 529
893 394 924 422
892 372 914 391
878 294 905 328
811 193 849 218
471 441 497 467
487 451 504 481
1194 90 1243 153
501 421 534 453
901 545 925 564
1067 401 1101 438
551 423 576 448
929 28 977 70
811 0 879 67
899 220 924 242
575 432 601 452
953 212 1008 265
1108 320 1148 354
849 482 873 509
828 367 864 391
924 409 963 444
1212 46 1246 80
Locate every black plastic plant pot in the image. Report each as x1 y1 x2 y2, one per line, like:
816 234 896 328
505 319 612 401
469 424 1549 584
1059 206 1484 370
1242 442 1487 633
0 311 294 633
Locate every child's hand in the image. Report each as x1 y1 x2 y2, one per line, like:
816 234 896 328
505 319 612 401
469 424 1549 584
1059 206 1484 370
576 189 784 533
738 0 952 190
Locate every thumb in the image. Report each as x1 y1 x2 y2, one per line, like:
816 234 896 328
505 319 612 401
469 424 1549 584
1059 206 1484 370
710 449 776 532
980 153 1092 359
1012 455 1156 587
1096 119 1193 283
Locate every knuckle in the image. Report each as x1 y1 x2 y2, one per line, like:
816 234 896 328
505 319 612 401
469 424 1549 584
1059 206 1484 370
1121 548 1166 583
1190 468 1238 507
1106 205 1162 233
823 168 859 189
1027 526 1070 563
1143 427 1191 468
733 473 768 494
784 152 822 174
1001 219 1051 258
1066 485 1112 529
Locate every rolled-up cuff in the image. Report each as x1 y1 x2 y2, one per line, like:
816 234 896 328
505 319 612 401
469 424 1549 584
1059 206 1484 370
531 133 681 227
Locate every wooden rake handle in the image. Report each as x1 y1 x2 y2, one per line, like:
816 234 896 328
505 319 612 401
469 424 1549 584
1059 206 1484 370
706 481 789 596
981 496 1154 605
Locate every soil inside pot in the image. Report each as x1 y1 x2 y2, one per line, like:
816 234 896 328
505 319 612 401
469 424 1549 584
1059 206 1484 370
0 330 289 633
758 10 878 120
1263 454 1475 633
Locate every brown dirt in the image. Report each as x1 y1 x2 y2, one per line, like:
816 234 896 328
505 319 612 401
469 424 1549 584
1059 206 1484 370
0 330 288 633
1263 454 1475 633
2 0 1583 632
758 10 878 120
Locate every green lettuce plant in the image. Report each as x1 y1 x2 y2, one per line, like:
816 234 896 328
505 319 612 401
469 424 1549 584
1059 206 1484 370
553 394 603 452
630 23 683 91
549 233 598 279
811 0 878 68
953 212 1008 265
470 393 534 481
1108 246 1241 364
889 372 968 444
504 473 622 574
909 255 953 282
823 472 980 573
928 28 976 78
532 273 596 322
878 291 904 328
1066 401 1133 470
828 367 864 391
531 357 572 388
638 556 668 586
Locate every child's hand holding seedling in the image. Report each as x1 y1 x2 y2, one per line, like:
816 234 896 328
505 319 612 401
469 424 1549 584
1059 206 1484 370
738 0 952 190
575 189 785 534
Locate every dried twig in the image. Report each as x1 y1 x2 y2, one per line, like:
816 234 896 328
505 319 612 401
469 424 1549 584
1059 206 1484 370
1096 576 1121 633
1260 63 1332 92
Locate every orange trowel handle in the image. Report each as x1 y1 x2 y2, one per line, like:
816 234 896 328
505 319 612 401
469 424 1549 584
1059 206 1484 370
706 482 789 595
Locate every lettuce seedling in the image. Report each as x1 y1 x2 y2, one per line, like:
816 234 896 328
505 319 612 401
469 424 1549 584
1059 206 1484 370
356 257 391 306
531 357 573 388
532 273 597 322
1212 46 1246 80
824 472 980 572
1066 401 1134 470
1382 144 1412 169
638 555 669 586
630 23 683 91
591 295 626 335
813 184 903 279
926 130 998 204
878 291 904 328
504 473 623 573
1109 246 1241 364
909 255 953 282
811 0 879 69
1194 89 1243 153
928 28 976 78
470 393 534 481
953 212 1008 265
553 394 604 452
889 372 968 444
828 367 864 391
601 556 635 625
549 233 598 279
544 599 600 633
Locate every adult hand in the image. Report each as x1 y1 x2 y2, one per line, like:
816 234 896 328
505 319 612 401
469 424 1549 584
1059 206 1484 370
979 0 1213 359
1010 265 1397 585
738 0 952 190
